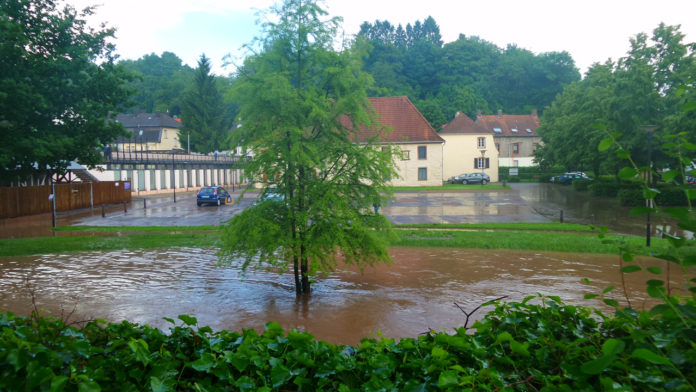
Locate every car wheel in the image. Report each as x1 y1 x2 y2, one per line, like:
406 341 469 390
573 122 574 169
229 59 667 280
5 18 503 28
197 202 202 207
462 180 468 184
481 179 488 185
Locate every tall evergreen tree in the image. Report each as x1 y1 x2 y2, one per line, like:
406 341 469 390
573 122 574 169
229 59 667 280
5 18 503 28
180 54 227 153
218 0 397 296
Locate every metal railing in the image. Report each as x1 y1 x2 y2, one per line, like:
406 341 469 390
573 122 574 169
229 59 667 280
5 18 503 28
103 151 240 165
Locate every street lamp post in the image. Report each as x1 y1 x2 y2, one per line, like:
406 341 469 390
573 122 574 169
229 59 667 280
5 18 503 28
641 125 659 247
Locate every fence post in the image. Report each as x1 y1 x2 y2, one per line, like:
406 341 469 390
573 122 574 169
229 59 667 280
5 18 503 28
123 201 127 213
144 198 147 209
101 205 105 218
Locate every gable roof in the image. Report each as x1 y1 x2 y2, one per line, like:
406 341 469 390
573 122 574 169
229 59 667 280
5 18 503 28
476 110 540 137
115 112 182 129
440 112 490 134
361 96 444 144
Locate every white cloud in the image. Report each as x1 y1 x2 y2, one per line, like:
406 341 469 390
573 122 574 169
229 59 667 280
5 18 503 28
64 0 695 76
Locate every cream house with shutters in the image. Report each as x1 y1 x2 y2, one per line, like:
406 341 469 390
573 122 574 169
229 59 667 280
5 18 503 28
439 112 499 182
366 97 445 187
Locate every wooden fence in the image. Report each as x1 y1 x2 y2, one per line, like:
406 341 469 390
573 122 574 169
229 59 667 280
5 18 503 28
0 181 131 219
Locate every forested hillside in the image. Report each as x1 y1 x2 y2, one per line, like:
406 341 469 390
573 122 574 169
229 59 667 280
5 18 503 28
357 17 581 129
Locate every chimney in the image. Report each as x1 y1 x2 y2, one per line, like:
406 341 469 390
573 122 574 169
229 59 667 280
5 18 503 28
455 111 461 118
476 110 482 118
497 109 503 118
531 109 538 117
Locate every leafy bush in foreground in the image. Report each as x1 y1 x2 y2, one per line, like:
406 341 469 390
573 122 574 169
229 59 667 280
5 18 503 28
1 294 694 391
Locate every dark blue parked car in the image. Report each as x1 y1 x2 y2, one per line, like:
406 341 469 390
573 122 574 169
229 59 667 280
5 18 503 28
196 186 231 206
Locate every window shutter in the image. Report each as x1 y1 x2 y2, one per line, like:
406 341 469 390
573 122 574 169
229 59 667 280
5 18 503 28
474 158 478 169
486 158 490 168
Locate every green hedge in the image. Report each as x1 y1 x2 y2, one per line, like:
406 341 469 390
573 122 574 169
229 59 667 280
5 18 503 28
1 294 694 391
572 179 592 191
498 166 564 183
618 184 690 206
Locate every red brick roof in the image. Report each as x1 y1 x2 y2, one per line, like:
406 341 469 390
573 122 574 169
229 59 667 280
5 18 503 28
476 110 540 137
440 112 490 134
345 97 444 144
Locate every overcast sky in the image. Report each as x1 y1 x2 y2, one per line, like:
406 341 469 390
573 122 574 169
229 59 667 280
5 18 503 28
67 0 695 77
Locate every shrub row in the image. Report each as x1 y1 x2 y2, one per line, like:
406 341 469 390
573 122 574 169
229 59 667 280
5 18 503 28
2 294 694 391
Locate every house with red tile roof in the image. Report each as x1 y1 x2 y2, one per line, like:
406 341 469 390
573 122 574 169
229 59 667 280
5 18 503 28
476 109 541 167
440 112 499 182
366 96 445 186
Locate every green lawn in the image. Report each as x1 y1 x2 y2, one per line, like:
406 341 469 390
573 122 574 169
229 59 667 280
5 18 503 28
1 222 689 258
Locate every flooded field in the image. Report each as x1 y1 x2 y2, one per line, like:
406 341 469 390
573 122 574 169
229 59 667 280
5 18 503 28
0 246 673 345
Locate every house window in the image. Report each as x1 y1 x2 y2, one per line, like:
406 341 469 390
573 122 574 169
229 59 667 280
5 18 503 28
495 143 500 152
477 137 486 148
513 160 519 167
402 150 410 160
418 146 427 160
533 143 540 152
474 158 490 169
418 167 427 181
512 143 520 154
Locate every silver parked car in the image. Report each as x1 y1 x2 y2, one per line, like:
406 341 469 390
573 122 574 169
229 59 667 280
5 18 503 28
447 173 491 185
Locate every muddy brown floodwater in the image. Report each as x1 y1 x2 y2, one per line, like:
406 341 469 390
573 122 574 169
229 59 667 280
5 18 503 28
0 247 681 346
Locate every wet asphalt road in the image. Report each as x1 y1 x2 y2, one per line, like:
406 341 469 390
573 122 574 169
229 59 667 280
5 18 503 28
69 187 547 228
0 183 655 238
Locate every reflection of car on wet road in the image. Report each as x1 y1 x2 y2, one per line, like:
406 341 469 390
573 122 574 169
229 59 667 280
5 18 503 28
447 173 490 185
555 172 592 185
260 186 284 202
196 186 231 206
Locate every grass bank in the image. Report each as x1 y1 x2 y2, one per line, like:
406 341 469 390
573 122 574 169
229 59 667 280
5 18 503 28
0 223 687 257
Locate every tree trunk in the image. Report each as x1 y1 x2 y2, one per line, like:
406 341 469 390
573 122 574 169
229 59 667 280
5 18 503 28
300 254 310 294
293 255 301 295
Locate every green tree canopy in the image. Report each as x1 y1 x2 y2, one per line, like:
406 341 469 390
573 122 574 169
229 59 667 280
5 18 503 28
180 54 228 153
219 0 397 295
358 20 580 127
119 52 194 115
0 0 132 184
537 23 695 175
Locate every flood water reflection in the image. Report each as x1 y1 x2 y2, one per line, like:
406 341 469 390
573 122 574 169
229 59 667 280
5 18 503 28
0 247 675 345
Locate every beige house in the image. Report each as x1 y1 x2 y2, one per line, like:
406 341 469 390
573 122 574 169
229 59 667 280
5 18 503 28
440 112 499 182
367 97 445 187
476 109 541 167
112 112 183 152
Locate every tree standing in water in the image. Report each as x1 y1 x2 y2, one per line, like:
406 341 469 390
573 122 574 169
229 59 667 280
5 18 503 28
218 0 397 295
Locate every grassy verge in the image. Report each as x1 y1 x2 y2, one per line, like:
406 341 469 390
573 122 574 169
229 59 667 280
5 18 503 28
0 232 219 257
1 223 689 257
391 184 508 191
391 229 674 256
394 222 597 232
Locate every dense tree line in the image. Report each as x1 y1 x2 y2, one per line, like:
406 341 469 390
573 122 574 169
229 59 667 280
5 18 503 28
357 17 581 128
536 23 696 176
0 0 132 184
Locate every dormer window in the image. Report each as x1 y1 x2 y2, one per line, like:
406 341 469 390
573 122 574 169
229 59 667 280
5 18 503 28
526 128 533 133
511 128 518 133
493 128 502 133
